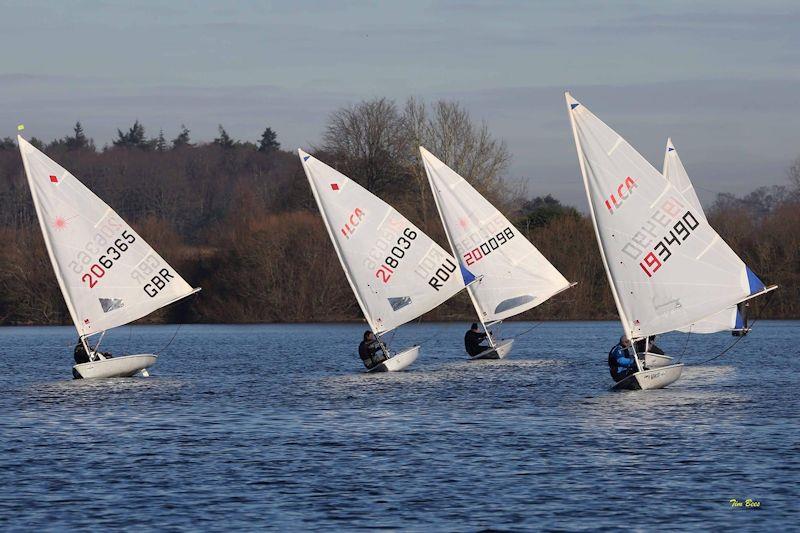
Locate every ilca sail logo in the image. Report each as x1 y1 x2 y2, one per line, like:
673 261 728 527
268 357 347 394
604 176 638 214
340 207 365 239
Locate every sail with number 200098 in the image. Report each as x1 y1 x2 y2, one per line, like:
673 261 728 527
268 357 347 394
420 147 574 360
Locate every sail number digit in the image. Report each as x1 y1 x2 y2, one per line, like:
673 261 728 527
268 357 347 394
639 211 700 278
374 228 417 283
80 230 137 288
464 227 515 265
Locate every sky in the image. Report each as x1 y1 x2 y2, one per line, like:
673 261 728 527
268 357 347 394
1 0 799 207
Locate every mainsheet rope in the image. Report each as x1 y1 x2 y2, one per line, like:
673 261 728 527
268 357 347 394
688 290 775 366
154 323 183 356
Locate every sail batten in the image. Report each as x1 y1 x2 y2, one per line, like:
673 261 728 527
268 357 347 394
19 136 197 336
420 147 571 324
566 94 771 338
299 149 463 334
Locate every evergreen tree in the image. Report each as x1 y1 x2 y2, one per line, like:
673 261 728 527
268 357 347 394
113 120 148 149
155 129 167 152
258 126 280 152
214 125 235 149
66 121 90 150
172 124 191 148
29 137 45 150
0 137 16 151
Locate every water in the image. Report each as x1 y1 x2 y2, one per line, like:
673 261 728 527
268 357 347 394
0 321 797 531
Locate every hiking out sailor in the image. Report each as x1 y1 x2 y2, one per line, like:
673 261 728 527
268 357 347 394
74 338 112 365
464 323 491 357
634 335 664 355
358 331 388 370
608 335 638 382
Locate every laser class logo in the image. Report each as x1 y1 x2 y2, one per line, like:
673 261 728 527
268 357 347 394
340 207 365 239
604 176 637 214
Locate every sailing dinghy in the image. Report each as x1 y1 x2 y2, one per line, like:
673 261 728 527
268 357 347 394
18 136 200 379
662 138 748 340
565 94 776 390
420 147 574 359
299 149 465 372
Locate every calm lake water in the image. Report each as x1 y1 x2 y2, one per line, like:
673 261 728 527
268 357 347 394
0 321 797 531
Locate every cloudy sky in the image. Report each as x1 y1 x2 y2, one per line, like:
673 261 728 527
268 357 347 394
2 0 798 206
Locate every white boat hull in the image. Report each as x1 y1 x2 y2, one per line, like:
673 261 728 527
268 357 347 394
469 338 514 360
367 345 419 373
612 363 683 391
644 352 673 369
73 354 157 379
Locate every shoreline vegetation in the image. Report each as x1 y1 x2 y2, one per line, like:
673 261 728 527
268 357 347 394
1 98 798 326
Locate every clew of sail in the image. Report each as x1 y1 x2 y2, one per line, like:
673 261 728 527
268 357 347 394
565 93 773 338
299 149 463 334
420 147 571 322
663 138 738 333
18 136 198 337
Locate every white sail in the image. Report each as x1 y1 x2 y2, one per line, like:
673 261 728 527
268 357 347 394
19 136 198 337
420 147 571 323
565 94 771 339
299 149 463 334
662 138 739 333
662 138 704 218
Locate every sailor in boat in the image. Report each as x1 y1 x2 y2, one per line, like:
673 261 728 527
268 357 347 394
464 323 492 357
608 336 640 383
73 338 112 364
358 331 388 370
634 335 665 356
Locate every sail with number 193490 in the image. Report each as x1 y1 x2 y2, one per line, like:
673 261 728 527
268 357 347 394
18 135 200 379
565 94 776 390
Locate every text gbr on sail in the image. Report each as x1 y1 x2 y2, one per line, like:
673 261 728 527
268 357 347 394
144 268 175 297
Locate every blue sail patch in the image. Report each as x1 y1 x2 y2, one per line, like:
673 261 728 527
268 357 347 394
460 264 476 285
745 266 765 295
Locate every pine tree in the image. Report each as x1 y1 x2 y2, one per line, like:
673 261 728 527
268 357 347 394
113 120 148 149
172 125 191 148
65 121 92 151
258 126 280 152
214 125 235 149
155 129 167 152
0 137 15 150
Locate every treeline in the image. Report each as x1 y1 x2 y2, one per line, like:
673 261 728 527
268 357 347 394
0 98 797 326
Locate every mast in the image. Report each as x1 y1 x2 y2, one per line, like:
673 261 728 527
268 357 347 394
421 147 495 348
299 150 379 335
565 94 635 341
18 135 81 334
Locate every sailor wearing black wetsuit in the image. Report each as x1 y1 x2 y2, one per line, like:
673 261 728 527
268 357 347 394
358 330 387 369
634 335 664 355
464 323 490 357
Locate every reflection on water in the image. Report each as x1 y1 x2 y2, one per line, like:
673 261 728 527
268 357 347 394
0 321 797 530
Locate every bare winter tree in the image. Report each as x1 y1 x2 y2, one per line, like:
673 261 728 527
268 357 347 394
318 97 409 194
403 97 511 223
789 155 800 196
